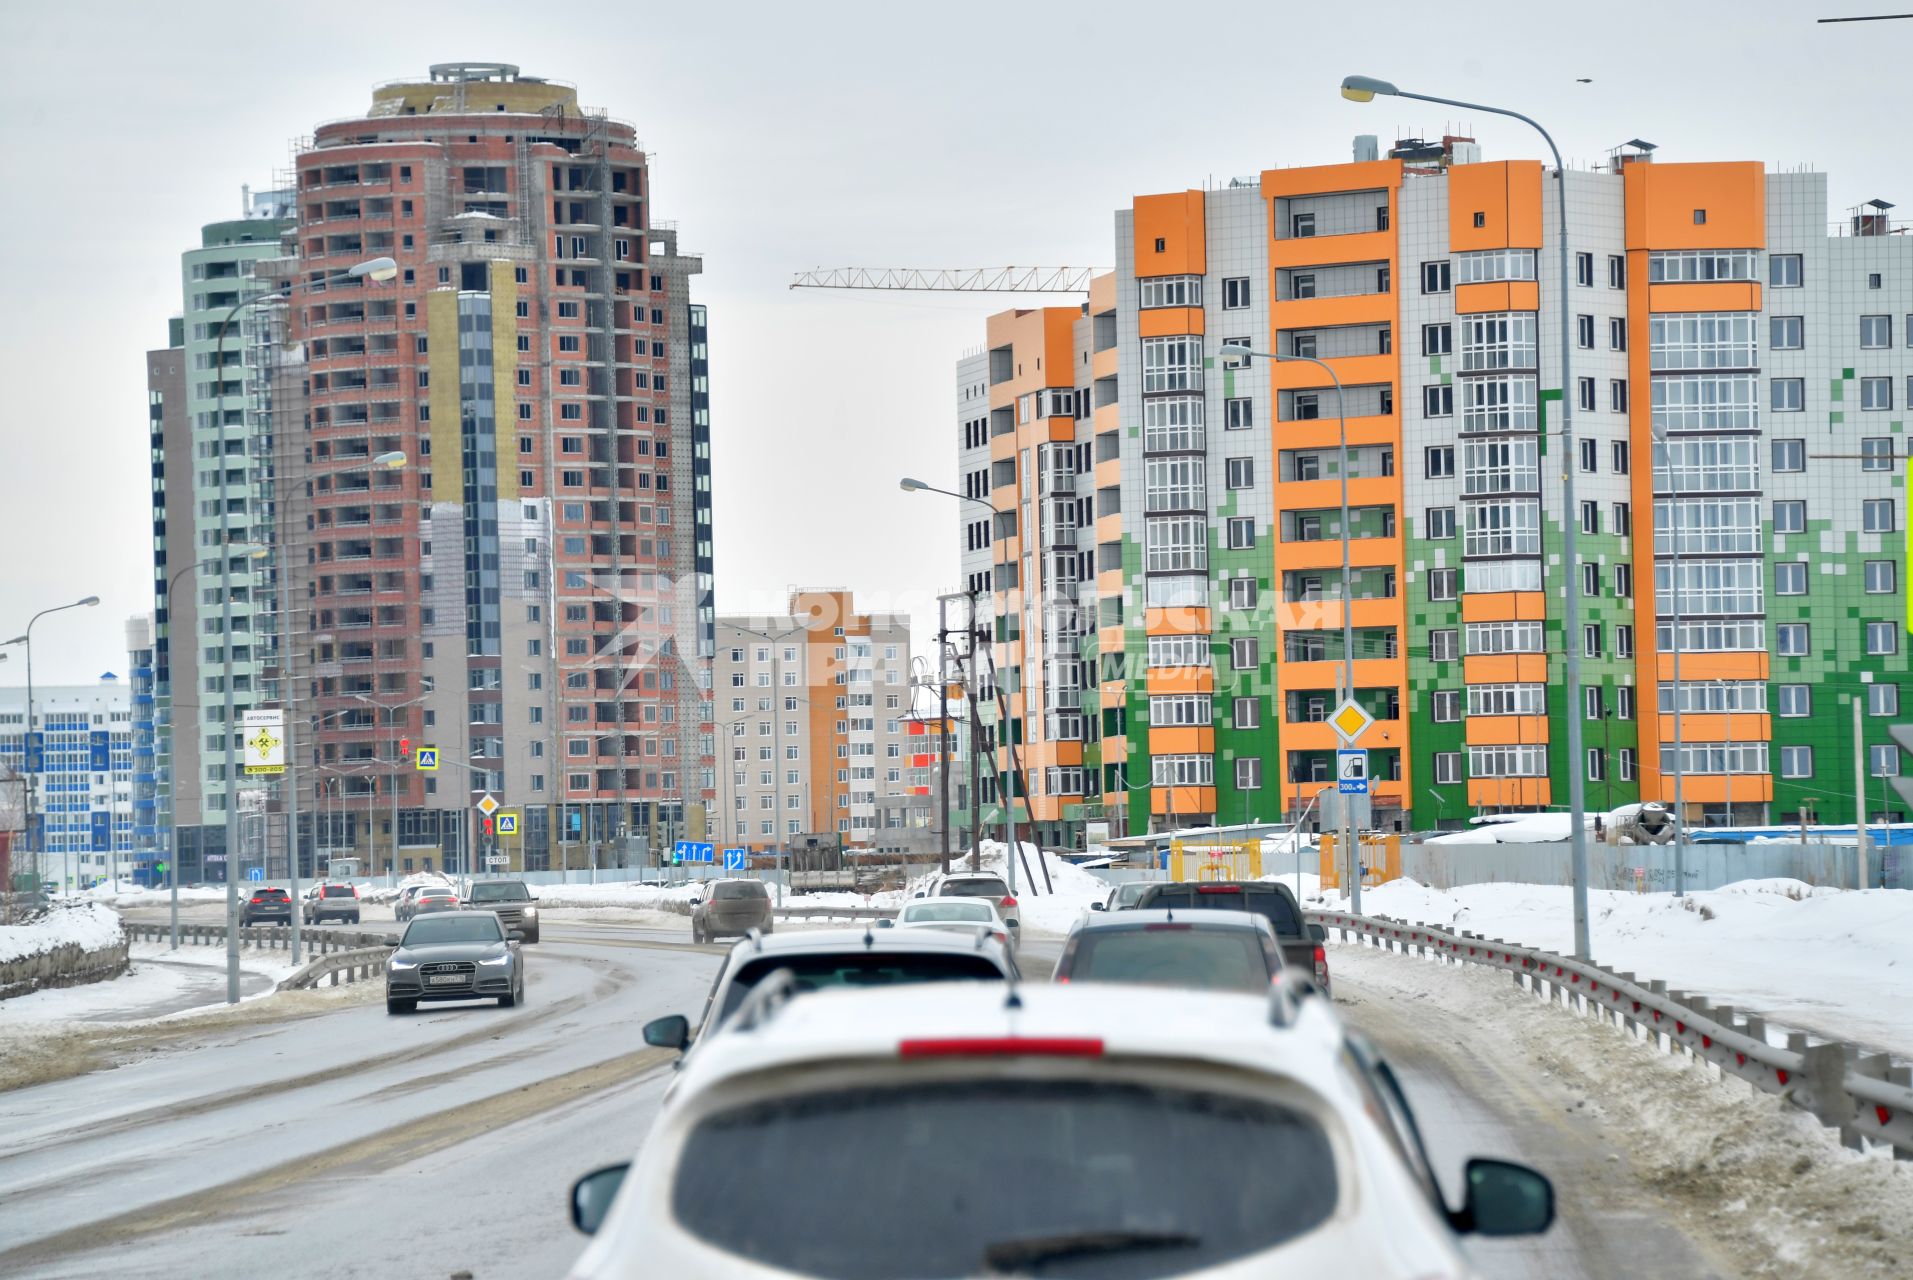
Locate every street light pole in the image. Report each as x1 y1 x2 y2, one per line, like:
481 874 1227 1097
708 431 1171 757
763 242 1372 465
1221 346 1358 913
1652 421 1685 896
1342 75 1589 959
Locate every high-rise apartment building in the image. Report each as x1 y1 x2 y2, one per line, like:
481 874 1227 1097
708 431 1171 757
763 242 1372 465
0 675 135 887
149 63 715 876
960 143 1910 840
716 591 914 848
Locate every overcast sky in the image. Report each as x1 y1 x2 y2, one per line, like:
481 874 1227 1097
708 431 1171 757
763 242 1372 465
1 0 1906 685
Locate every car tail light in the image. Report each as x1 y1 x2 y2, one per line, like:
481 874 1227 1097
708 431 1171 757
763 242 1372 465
900 1037 1103 1059
1196 885 1242 894
1143 923 1191 932
250 895 263 904
1314 945 1329 985
999 896 1017 908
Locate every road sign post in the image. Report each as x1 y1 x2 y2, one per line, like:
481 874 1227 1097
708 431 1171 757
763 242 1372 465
1329 698 1372 907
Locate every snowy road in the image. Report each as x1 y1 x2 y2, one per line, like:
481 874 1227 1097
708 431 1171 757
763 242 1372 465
2 914 1887 1277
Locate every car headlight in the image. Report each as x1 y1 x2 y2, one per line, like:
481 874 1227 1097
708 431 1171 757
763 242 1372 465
388 957 418 971
478 953 513 967
522 906 537 917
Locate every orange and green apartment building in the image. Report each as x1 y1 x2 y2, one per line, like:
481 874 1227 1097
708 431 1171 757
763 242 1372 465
957 138 1911 844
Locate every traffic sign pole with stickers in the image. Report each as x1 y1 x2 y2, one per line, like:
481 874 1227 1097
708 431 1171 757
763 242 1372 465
1330 697 1372 908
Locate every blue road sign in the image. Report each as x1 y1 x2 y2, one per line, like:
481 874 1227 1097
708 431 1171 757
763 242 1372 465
694 842 716 864
248 867 264 882
723 847 747 871
1337 748 1369 795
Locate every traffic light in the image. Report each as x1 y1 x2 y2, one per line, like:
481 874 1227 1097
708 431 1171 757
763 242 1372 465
399 737 411 758
482 816 495 836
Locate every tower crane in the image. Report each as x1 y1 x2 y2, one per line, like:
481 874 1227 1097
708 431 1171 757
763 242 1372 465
789 266 1100 293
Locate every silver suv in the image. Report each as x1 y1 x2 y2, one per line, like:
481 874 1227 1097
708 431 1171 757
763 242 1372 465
916 871 1021 937
302 882 361 925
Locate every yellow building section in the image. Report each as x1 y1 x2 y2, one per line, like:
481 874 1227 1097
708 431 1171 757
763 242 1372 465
489 261 520 501
369 76 577 117
426 291 463 504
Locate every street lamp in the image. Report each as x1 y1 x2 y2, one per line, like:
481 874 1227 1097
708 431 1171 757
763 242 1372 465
20 597 101 893
1341 74 1592 961
1220 345 1362 914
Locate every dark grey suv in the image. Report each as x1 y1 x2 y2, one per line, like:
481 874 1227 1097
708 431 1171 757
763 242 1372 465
690 879 772 943
465 879 539 943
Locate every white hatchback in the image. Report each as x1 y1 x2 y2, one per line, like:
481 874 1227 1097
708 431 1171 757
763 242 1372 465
890 895 1012 951
566 981 1555 1278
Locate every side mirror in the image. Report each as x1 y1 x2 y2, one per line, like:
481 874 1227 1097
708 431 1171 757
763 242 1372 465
382 934 401 948
643 1013 692 1053
1308 923 1328 944
876 918 894 928
689 897 702 908
507 930 525 943
1090 902 1105 911
1454 1158 1554 1236
913 892 926 899
570 1162 630 1235
1005 918 1019 928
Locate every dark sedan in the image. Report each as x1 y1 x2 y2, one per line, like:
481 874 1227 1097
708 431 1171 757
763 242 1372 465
384 911 525 1014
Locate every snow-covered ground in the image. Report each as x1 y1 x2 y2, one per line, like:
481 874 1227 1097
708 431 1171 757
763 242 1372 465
1322 876 1913 1056
0 901 123 964
63 880 229 909
1 942 299 1026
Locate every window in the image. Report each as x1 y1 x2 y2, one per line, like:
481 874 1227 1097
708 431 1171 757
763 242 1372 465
1467 683 1544 716
1459 312 1538 372
1226 517 1256 549
1770 316 1803 350
1862 315 1892 349
1225 398 1254 430
1417 383 1454 418
1867 622 1898 656
1769 254 1802 288
1146 514 1207 571
1772 439 1805 473
1618 749 1637 781
1233 697 1261 728
1580 501 1600 535
1581 562 1601 597
1460 374 1538 432
1465 620 1542 655
1861 378 1893 412
1583 624 1603 658
1576 314 1595 349
1221 339 1251 370
1228 577 1260 609
1141 336 1202 393
1578 377 1596 411
1455 249 1536 284
1863 499 1894 533
1426 507 1456 539
1774 500 1805 533
1774 561 1807 595
1292 273 1316 299
1609 317 1627 351
1235 757 1263 789
1612 563 1634 598
1225 457 1255 489
1616 624 1634 657
1776 623 1809 656
1575 252 1594 287
1431 690 1461 722
1430 629 1459 661
1468 745 1547 778
1771 377 1804 412
1150 694 1213 727
1780 745 1813 779
1578 438 1598 473
1463 499 1539 556
1607 255 1625 289
1648 250 1758 282
1862 437 1894 471
1874 744 1902 778
1428 568 1457 601
1616 686 1635 720
1230 637 1259 669
1222 277 1252 309
1425 446 1455 478
1610 379 1629 412
1137 276 1201 309
1587 750 1606 782
1777 685 1811 718
1870 685 1900 718
1434 752 1463 784
1612 441 1630 474
1422 323 1452 355
1865 560 1896 594
1290 211 1316 238
1421 261 1451 293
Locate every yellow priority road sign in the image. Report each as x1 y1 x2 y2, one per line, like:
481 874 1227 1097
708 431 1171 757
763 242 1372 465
1329 699 1374 744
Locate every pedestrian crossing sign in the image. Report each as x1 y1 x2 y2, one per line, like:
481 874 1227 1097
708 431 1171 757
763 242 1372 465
415 747 439 771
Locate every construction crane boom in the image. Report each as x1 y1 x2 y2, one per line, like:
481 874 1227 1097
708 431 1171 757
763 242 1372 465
790 266 1099 293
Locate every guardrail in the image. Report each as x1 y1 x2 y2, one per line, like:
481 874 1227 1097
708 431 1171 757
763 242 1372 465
772 906 894 922
123 922 392 953
279 946 392 991
1306 908 1913 1159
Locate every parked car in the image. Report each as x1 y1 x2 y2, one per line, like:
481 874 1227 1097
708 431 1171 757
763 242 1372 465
639 926 1022 1090
383 910 525 1014
239 886 293 926
891 896 1012 951
569 983 1554 1277
301 882 361 925
689 879 772 943
1093 880 1154 913
1056 908 1286 994
464 879 539 943
1132 880 1332 995
915 870 1021 937
412 887 462 917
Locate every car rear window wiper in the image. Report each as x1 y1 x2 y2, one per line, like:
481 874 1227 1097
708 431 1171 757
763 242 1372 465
982 1228 1199 1273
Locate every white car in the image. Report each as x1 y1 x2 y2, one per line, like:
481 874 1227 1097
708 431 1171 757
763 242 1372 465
914 870 1022 936
566 982 1554 1278
891 896 1012 950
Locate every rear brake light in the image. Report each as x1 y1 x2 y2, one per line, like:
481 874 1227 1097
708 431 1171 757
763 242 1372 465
999 896 1017 908
900 1037 1103 1059
1143 923 1192 932
1196 885 1242 895
250 896 262 904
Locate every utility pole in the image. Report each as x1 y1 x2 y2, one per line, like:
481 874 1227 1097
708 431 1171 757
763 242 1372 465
967 592 983 871
1855 696 1871 891
935 593 955 876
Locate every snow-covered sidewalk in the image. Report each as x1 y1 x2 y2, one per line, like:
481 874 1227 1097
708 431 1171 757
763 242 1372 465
1319 877 1913 1056
1 942 298 1025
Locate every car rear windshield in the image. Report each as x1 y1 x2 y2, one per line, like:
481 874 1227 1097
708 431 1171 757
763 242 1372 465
674 1080 1336 1278
1064 927 1272 993
254 889 289 900
713 881 768 900
905 902 994 924
402 916 502 945
940 877 1008 899
1142 885 1302 936
716 952 1006 1021
321 885 355 897
467 882 531 902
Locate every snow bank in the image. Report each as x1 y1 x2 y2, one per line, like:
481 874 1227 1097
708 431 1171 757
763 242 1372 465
69 882 226 909
528 880 909 914
1325 877 1913 1055
0 902 124 965
925 842 1108 935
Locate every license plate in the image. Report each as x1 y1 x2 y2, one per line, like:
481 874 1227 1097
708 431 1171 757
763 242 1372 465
428 974 466 986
